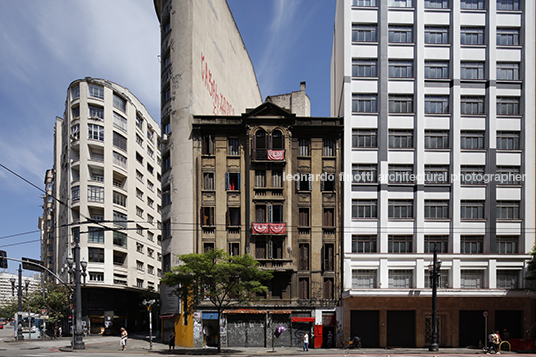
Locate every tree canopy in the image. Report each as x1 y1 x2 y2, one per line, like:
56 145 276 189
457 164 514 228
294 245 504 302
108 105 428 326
161 249 272 351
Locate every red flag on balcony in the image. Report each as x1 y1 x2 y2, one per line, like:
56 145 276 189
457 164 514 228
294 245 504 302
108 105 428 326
270 223 286 234
268 150 285 161
252 223 269 234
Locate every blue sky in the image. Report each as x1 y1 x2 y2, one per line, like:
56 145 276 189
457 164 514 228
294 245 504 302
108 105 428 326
0 0 335 275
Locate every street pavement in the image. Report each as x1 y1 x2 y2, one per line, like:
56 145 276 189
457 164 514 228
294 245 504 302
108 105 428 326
0 330 532 356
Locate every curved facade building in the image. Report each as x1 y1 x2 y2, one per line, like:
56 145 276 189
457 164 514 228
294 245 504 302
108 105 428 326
50 78 161 333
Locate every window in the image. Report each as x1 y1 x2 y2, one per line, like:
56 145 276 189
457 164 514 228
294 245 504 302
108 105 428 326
389 26 414 43
254 170 266 188
88 186 104 202
72 186 80 201
148 231 154 241
460 270 484 288
202 135 214 155
112 112 128 133
461 0 484 9
228 138 239 156
147 163 154 175
113 191 126 207
389 60 413 78
323 139 335 157
227 207 240 227
147 147 154 158
163 188 171 205
388 200 414 219
136 171 143 183
321 174 336 192
147 214 153 224
425 200 449 219
461 27 485 45
497 62 520 80
272 130 284 149
88 227 104 243
425 130 449 149
497 236 518 254
163 152 171 171
461 131 485 149
461 96 485 114
353 129 377 148
163 86 171 103
425 26 449 44
88 105 104 120
424 236 448 253
298 138 310 156
299 278 309 299
148 197 154 208
497 28 520 46
352 164 377 183
136 242 144 253
497 271 519 289
113 132 127 151
497 97 520 115
497 0 519 11
425 270 450 288
389 0 413 7
88 124 104 141
389 270 413 288
497 201 520 219
323 208 335 227
425 165 449 184
299 244 309 270
255 240 266 259
497 131 520 150
105 229 120 246
389 95 414 113
136 206 143 218
136 152 143 164
164 220 171 238
147 180 154 191
298 208 310 227
323 278 334 299
113 94 126 113
352 199 378 219
71 85 80 99
88 84 104 99
425 0 449 9
460 165 486 184
352 24 378 42
136 114 143 129
461 62 485 80
352 94 378 112
425 61 449 79
352 235 377 253
136 134 143 146
113 211 127 228
272 170 282 188
388 165 414 183
89 272 104 282
136 188 143 200
353 59 378 77
136 260 144 271
388 235 413 253
389 130 413 148
203 172 214 190
461 201 485 219
88 248 104 263
353 0 377 5
352 270 377 288
298 173 312 191
202 207 215 226
425 95 449 114
72 106 80 120
496 166 522 184
148 265 154 275
323 244 335 272
226 172 241 191
163 254 171 272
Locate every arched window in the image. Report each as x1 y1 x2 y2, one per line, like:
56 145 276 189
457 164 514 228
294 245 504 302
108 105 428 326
255 129 266 150
272 130 284 150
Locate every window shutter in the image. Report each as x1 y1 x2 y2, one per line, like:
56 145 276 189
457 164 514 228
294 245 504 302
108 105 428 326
237 173 241 190
225 172 229 190
268 133 272 150
226 209 230 226
308 176 313 191
321 176 325 191
269 239 273 259
268 204 273 223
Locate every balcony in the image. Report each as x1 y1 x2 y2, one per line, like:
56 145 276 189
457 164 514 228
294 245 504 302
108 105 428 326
252 222 286 235
252 149 285 161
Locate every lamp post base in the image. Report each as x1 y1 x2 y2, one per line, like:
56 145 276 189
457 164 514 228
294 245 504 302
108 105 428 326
73 332 85 350
429 342 439 351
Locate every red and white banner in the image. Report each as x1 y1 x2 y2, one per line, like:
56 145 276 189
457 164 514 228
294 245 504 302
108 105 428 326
269 223 286 234
252 223 269 234
268 150 285 161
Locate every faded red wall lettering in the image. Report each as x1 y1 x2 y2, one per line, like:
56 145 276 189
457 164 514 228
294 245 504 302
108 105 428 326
201 53 235 115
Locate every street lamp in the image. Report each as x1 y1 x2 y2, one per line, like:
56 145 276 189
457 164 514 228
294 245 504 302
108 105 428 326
142 299 156 350
66 239 87 350
428 245 442 352
9 266 24 340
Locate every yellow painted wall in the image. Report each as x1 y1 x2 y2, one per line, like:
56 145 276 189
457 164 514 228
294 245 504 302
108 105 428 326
174 299 194 348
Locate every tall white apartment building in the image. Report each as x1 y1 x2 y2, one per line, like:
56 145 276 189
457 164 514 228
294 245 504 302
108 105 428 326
46 78 161 334
331 0 535 348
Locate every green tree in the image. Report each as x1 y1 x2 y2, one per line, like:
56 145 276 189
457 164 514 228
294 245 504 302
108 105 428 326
161 249 272 352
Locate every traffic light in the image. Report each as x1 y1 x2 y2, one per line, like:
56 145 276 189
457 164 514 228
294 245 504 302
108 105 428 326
0 251 7 269
68 315 72 324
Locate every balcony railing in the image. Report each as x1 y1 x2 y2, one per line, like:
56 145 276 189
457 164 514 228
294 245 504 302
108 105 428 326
252 222 286 234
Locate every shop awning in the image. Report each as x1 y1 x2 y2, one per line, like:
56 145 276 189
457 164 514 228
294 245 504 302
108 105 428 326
291 317 315 322
202 312 219 320
223 309 267 314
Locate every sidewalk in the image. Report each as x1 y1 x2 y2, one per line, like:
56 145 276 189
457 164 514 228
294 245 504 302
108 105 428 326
5 334 530 355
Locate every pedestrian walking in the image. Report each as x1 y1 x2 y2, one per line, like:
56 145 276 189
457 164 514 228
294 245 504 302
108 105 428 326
327 330 333 348
120 327 128 351
303 332 309 351
169 330 176 352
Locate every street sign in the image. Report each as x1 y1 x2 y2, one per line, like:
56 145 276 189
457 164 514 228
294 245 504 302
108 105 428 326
22 257 44 272
483 311 488 318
